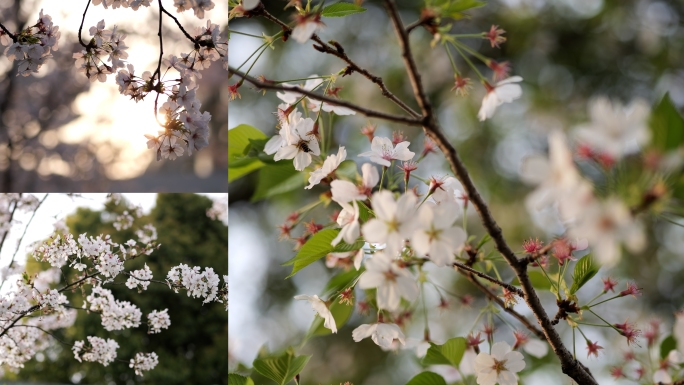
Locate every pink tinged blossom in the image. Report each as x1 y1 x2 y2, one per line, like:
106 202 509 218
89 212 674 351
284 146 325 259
306 146 346 189
619 282 642 298
485 25 507 48
291 14 324 44
478 76 523 121
601 277 618 292
357 252 418 311
273 116 320 171
352 322 405 349
361 191 417 257
294 294 337 333
359 136 415 167
411 202 466 267
474 341 526 385
330 163 379 203
585 340 603 358
332 200 360 247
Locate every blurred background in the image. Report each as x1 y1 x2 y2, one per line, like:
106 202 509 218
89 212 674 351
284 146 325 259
0 0 228 192
1 193 228 385
229 0 684 384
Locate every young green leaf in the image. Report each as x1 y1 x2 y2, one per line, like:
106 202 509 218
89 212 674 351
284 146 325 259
252 350 311 385
421 337 467 368
321 3 367 18
660 335 677 359
229 125 268 181
650 93 684 152
569 254 599 295
251 163 306 201
283 229 338 277
228 373 255 385
405 371 448 385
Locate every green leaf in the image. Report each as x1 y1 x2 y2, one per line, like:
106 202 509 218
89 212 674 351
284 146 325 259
660 335 678 359
358 201 372 222
444 0 486 13
252 349 311 385
405 371 448 385
283 229 338 276
251 163 306 201
323 267 365 296
228 373 255 385
321 3 367 18
650 93 684 152
228 125 268 181
511 271 552 291
421 337 466 368
569 254 600 295
311 298 354 336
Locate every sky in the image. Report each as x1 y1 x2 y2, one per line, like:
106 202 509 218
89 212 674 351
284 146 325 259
0 193 227 293
29 1 227 179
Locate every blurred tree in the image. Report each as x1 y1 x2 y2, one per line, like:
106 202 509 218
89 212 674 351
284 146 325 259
14 193 228 385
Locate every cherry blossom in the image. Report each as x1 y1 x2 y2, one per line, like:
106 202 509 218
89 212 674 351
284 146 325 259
474 341 525 385
412 202 467 267
273 116 320 171
306 146 347 189
126 264 153 291
352 322 405 349
361 191 417 257
331 201 360 247
292 14 324 44
129 352 159 376
0 10 60 77
294 294 337 333
73 336 119 366
573 97 650 160
147 309 171 334
331 163 379 203
359 136 415 167
477 76 523 121
357 252 418 312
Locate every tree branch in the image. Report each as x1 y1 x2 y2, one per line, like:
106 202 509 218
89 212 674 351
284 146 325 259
453 261 523 297
382 1 596 383
253 7 421 119
229 67 424 126
78 0 92 48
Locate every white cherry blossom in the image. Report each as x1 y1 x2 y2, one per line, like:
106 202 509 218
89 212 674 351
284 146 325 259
474 341 525 385
129 352 159 376
357 252 418 311
478 76 523 121
294 294 337 333
361 191 417 257
359 136 415 167
352 322 405 349
412 202 467 267
331 163 379 204
273 116 320 171
573 97 650 160
332 201 360 247
306 146 346 189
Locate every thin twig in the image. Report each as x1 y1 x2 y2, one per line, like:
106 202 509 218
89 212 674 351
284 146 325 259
229 67 423 126
0 22 16 42
453 261 523 296
159 3 195 43
78 0 92 48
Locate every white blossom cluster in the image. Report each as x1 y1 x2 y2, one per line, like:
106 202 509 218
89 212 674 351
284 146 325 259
37 289 67 310
77 2 226 160
72 336 119 366
87 286 142 331
113 206 142 230
129 352 159 376
73 20 128 83
147 309 171 334
166 264 221 304
126 264 153 291
135 223 158 244
0 10 60 77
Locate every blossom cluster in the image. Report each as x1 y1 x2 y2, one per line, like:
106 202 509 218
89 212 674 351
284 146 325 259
126 264 153 291
87 286 142 331
166 264 222 304
72 336 119 366
0 10 60 76
147 308 171 334
129 352 159 376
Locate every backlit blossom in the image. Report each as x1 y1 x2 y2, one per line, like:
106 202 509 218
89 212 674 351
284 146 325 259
357 252 418 311
352 322 405 348
478 76 523 121
294 294 337 333
474 341 525 385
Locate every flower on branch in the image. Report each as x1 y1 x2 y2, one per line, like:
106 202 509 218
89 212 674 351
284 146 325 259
294 294 337 333
359 136 415 167
352 322 405 349
478 76 523 121
357 251 418 312
474 341 525 385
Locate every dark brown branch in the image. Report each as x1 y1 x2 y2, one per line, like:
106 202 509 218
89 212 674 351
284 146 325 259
453 261 523 297
0 22 16 42
383 1 596 383
457 269 545 339
255 8 420 119
159 2 196 43
229 67 424 126
78 0 92 48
